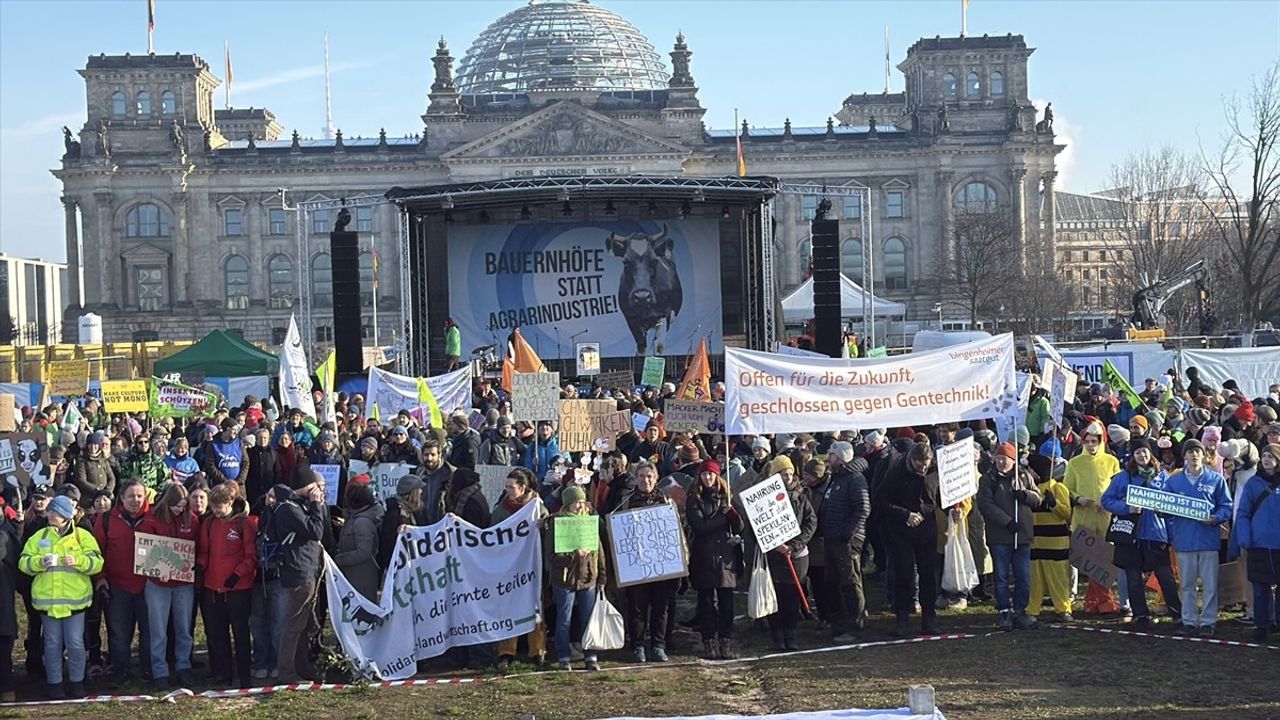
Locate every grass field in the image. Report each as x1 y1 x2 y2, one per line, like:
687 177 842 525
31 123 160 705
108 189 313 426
3 572 1277 720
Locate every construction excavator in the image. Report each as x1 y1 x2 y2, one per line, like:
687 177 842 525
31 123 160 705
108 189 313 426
1127 259 1216 341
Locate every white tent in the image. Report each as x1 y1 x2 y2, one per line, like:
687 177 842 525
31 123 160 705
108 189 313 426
781 274 907 323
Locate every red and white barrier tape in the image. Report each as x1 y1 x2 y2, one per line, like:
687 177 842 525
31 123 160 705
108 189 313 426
1048 622 1279 651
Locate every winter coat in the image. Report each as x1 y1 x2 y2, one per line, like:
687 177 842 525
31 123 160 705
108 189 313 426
20 523 103 618
523 436 561 478
446 471 491 528
380 441 419 466
0 515 21 637
1101 468 1172 544
92 503 150 594
1063 449 1120 534
419 462 454 525
204 437 248 485
122 452 168 493
874 457 941 542
196 498 258 592
447 427 482 471
378 495 432 571
333 501 384 601
543 509 605 590
270 486 326 589
71 455 117 508
164 453 200 484
802 477 830 564
1165 466 1233 552
1235 470 1280 551
137 509 200 588
479 435 525 467
820 464 871 550
245 446 280 507
686 488 744 589
977 465 1042 547
1030 478 1072 562
764 484 817 580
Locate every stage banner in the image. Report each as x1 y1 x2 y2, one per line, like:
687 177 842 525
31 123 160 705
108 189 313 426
446 219 723 359
725 334 1018 435
324 501 543 680
1035 351 1134 386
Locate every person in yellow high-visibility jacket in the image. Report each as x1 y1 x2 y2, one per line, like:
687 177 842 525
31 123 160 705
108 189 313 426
19 496 104 700
1063 422 1122 615
1026 454 1073 621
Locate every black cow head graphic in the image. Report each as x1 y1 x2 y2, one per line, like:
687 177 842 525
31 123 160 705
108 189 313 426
607 225 684 355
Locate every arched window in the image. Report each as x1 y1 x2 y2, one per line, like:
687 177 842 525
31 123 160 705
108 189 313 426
268 256 294 309
311 254 333 308
136 91 151 116
883 238 908 289
966 72 980 97
125 203 169 237
841 239 865 279
942 73 958 100
111 91 126 116
953 181 999 214
359 251 375 308
161 90 176 115
990 71 1005 97
224 255 250 310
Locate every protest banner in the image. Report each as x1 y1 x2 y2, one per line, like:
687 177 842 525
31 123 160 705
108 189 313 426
1069 525 1118 587
133 531 195 583
936 437 978 509
641 357 666 387
633 413 654 434
369 463 413 502
0 433 50 491
559 400 631 452
595 370 634 391
554 514 601 553
313 464 342 506
726 334 1017 435
740 474 800 550
324 501 543 680
576 342 601 377
1125 484 1211 521
606 503 688 587
149 377 216 418
476 465 515 508
279 315 317 418
0 395 14 432
1042 358 1077 431
512 372 560 422
100 380 149 413
774 343 826 359
1035 351 1135 386
48 360 90 397
60 403 83 437
662 400 725 434
0 439 13 475
867 346 888 358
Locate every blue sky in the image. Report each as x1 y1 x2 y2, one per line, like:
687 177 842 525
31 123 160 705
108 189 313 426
1 0 1277 262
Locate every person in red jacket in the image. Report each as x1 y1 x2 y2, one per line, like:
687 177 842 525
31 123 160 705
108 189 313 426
92 479 151 685
196 482 258 688
138 482 200 689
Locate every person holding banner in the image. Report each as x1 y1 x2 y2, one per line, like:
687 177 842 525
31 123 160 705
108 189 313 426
686 458 744 659
493 468 548 672
977 443 1043 632
20 495 103 699
1100 439 1183 631
139 482 201 688
544 484 605 672
619 461 680 663
1166 439 1233 636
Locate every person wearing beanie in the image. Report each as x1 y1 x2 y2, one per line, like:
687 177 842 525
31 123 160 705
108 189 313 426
1064 422 1123 615
875 443 941 637
1165 439 1232 636
686 457 745 659
1100 438 1183 631
977 443 1043 631
1259 406 1279 425
20 493 103 699
543 472 605 671
799 458 833 624
1233 444 1280 641
1025 453 1073 623
1221 401 1258 444
1129 415 1150 438
70 431 117 510
628 420 670 474
618 461 678 663
268 471 326 684
480 415 525 467
1106 425 1131 460
759 454 817 653
817 440 871 642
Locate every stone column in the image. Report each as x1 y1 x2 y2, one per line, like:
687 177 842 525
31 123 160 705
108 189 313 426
92 191 115 309
62 197 82 308
171 191 190 305
1042 171 1059 272
1010 167 1027 272
936 170 954 268
247 198 264 303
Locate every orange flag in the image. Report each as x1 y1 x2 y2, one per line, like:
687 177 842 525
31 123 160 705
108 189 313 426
512 328 546 373
501 355 514 393
676 338 712 401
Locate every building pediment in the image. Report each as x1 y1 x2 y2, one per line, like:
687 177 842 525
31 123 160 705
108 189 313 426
121 240 171 261
442 102 688 161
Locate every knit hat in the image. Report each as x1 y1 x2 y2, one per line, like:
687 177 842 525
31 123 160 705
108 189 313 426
1015 426 1031 447
561 485 587 507
1083 422 1105 437
1130 415 1149 431
48 495 76 520
1266 422 1280 436
1107 424 1130 444
1193 395 1212 409
1129 437 1155 455
88 431 107 446
1235 403 1257 424
1186 408 1211 426
497 415 513 429
1038 438 1063 458
678 444 701 464
1182 438 1205 454
751 437 771 453
775 433 795 450
1027 453 1051 481
1144 410 1165 430
1262 444 1280 464
1217 438 1245 461
829 440 855 463
763 455 795 478
290 468 318 491
359 436 378 453
995 442 1017 461
803 458 827 477
894 427 916 440
390 425 409 437
955 427 975 442
350 473 372 487
864 430 886 450
1259 406 1278 424
396 474 423 496
975 429 998 452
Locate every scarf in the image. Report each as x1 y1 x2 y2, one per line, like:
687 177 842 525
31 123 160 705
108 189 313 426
501 490 535 515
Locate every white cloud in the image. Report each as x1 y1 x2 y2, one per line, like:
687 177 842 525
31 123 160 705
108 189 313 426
0 111 83 142
234 58 380 94
1032 98 1079 190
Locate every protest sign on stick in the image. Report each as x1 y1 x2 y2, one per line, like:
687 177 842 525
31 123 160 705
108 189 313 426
662 400 725 434
0 395 14 432
101 380 150 414
49 360 90 397
641 357 666 387
740 474 800 550
1069 526 1118 587
554 514 601 553
595 370 634 392
936 438 978 509
476 465 515 508
512 372 560 423
606 503 688 587
313 464 342 506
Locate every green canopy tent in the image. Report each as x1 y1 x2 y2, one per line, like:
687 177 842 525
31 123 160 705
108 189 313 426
153 330 280 377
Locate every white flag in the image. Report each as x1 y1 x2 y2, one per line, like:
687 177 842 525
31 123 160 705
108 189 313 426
279 315 316 418
61 402 84 436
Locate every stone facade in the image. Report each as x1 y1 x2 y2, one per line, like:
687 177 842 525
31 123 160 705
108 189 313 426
53 4 1062 346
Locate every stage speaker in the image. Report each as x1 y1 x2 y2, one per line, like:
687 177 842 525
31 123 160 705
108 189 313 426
329 231 363 377
810 218 842 358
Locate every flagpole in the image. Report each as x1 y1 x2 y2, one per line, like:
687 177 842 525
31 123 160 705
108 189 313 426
224 41 231 109
147 0 154 54
961 0 969 37
884 26 890 93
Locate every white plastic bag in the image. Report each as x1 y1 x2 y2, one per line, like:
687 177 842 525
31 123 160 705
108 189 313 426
941 517 980 594
582 587 625 651
747 548 778 619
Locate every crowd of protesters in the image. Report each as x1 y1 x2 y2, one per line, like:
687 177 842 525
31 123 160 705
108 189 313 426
0 366 1277 702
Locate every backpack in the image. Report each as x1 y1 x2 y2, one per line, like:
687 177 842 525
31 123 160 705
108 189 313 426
256 504 294 580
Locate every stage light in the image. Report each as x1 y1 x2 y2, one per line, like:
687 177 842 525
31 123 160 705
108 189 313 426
561 200 574 216
478 209 491 223
720 205 731 220
444 210 455 224
680 201 692 218
604 200 617 214
520 205 532 220
647 200 658 216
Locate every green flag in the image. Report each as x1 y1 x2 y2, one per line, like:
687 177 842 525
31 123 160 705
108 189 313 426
1102 360 1143 410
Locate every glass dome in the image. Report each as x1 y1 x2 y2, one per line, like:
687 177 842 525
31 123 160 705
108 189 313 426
455 0 670 95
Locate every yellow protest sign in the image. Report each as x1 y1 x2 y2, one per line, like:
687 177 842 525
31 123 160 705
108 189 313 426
48 360 90 397
101 380 150 413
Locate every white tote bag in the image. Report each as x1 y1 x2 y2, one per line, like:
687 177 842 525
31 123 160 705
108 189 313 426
941 517 980 594
747 548 778 619
582 587 626 651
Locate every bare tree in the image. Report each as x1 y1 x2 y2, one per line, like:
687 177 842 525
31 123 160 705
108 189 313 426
1003 269 1077 336
936 210 1019 328
1201 62 1280 339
